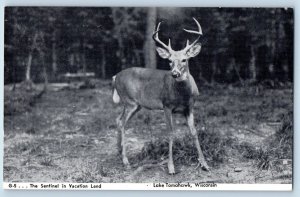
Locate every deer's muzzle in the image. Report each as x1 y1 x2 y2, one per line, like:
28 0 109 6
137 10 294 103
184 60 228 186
171 60 182 78
171 70 181 78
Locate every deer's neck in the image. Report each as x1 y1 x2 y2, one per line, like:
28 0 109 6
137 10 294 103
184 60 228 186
163 73 194 110
170 66 198 98
172 73 193 94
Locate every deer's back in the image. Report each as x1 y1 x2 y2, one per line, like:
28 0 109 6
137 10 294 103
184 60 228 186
115 67 168 109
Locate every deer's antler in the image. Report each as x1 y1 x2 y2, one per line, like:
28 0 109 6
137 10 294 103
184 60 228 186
183 18 202 52
152 22 173 51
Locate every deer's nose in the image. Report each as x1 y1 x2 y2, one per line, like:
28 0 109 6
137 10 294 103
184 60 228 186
171 70 181 78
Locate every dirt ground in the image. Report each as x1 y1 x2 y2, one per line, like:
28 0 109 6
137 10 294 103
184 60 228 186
3 82 293 183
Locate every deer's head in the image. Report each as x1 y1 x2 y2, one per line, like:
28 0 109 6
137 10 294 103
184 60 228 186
153 18 202 80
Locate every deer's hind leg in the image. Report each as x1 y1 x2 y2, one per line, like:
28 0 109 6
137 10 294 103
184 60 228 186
116 103 140 169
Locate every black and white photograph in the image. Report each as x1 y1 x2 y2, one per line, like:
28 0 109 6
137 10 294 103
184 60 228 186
3 7 293 189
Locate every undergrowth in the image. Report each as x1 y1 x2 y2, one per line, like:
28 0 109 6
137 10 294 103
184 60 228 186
133 129 236 168
133 110 293 171
4 80 45 115
238 111 293 170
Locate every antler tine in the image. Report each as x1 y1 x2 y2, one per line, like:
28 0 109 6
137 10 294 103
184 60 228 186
183 17 202 51
183 17 203 35
168 39 172 49
186 39 190 47
152 22 172 51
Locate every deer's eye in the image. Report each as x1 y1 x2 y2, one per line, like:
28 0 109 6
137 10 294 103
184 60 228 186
182 59 187 63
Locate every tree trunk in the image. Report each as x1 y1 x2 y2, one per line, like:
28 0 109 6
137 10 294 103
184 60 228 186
232 58 244 85
249 46 256 82
118 37 126 70
41 52 48 91
101 45 106 79
25 32 38 81
269 10 276 81
211 54 217 84
144 7 157 69
37 31 48 90
51 31 57 80
25 52 33 81
82 53 86 75
112 8 126 71
81 38 87 76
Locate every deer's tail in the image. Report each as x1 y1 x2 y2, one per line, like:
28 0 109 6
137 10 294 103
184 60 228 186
112 75 120 104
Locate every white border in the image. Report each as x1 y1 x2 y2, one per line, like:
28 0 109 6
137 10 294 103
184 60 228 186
2 183 293 191
2 0 296 7
1 0 298 196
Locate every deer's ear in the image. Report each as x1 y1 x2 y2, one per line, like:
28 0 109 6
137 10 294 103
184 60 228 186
156 47 171 59
186 43 201 58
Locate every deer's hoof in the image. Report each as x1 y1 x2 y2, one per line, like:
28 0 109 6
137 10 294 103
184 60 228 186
201 163 210 172
168 164 175 175
123 157 131 170
125 164 131 170
124 162 131 170
196 159 210 172
168 169 175 175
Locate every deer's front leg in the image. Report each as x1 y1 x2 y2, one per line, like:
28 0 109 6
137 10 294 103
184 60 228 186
186 110 210 171
164 108 175 174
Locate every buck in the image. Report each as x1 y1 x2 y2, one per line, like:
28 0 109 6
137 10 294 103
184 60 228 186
112 18 209 174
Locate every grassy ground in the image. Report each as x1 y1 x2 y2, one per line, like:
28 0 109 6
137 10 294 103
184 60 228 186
4 81 293 183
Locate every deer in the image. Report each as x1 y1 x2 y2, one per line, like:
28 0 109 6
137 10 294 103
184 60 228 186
112 18 209 174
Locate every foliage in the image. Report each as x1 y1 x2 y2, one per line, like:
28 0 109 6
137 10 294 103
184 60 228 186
5 7 293 85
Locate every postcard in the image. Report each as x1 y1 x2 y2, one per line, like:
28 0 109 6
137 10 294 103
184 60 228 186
3 7 293 190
